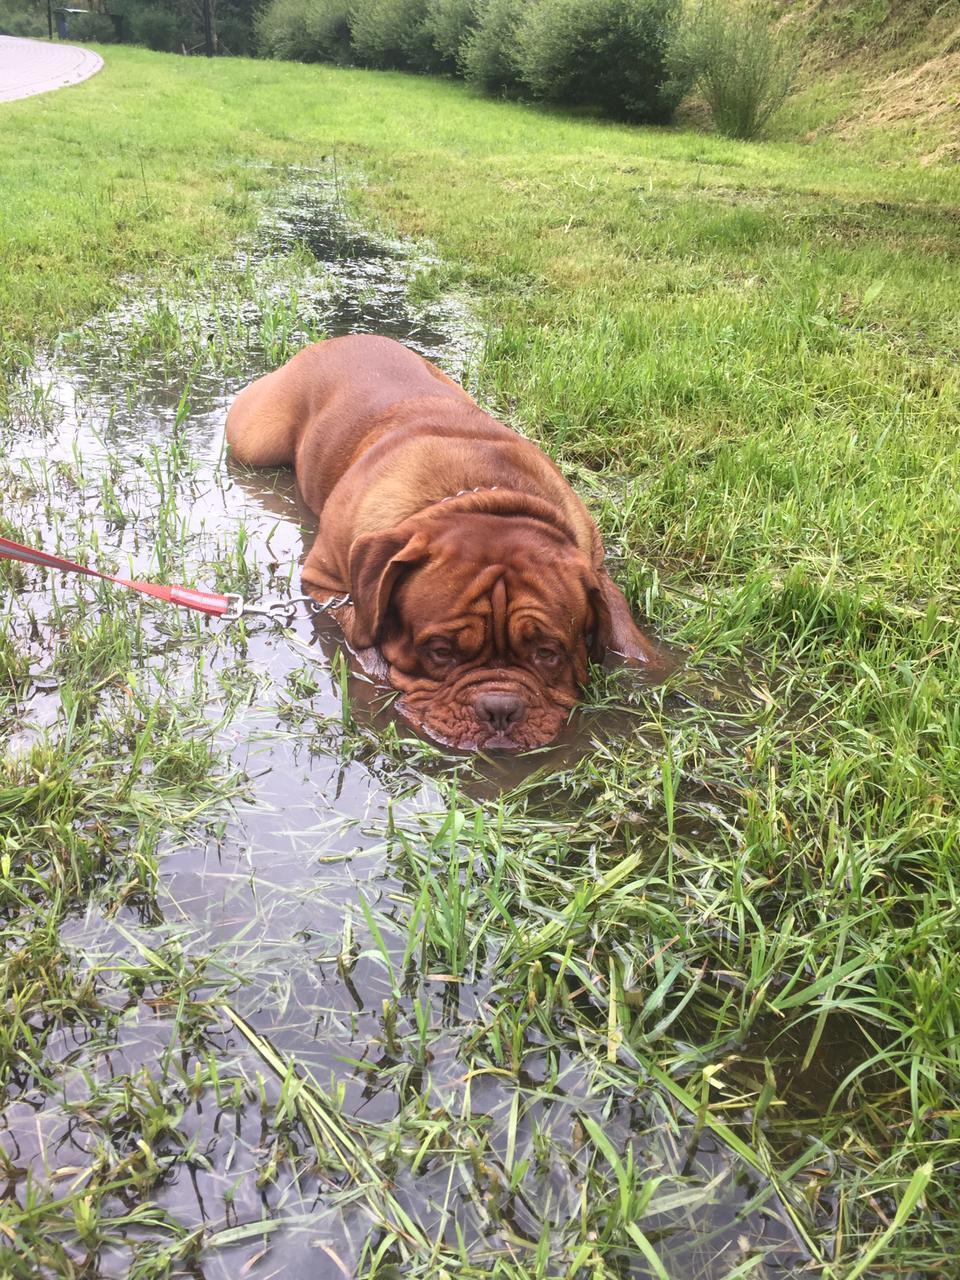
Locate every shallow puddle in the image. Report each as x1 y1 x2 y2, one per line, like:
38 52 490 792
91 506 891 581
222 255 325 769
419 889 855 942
0 171 854 1277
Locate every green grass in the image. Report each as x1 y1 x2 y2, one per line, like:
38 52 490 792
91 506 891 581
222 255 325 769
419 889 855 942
1 43 960 1278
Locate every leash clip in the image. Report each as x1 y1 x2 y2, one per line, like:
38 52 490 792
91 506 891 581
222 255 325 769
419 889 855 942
221 593 352 625
221 595 302 624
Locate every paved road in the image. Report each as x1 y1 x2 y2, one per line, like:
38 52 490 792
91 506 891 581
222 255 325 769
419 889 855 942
0 34 103 103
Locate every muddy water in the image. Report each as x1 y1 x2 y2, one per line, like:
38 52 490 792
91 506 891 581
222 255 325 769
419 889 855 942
0 174 825 1277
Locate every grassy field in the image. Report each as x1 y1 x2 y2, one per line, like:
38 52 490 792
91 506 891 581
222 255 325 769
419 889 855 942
2 43 960 1278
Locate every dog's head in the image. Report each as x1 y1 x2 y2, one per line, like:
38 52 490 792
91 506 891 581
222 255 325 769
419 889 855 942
346 492 617 751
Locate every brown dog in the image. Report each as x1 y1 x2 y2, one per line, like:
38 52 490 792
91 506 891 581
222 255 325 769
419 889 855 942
226 335 666 750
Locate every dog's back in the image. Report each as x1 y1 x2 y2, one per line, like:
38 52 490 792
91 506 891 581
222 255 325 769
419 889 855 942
226 334 469 470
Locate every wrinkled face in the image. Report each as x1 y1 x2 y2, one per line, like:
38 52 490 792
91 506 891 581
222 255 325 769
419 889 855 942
361 514 605 751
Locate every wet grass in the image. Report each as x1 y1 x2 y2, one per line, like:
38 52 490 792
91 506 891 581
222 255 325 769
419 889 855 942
0 44 959 1279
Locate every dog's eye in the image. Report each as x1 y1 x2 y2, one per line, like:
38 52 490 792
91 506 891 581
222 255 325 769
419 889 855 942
535 646 561 665
425 640 455 664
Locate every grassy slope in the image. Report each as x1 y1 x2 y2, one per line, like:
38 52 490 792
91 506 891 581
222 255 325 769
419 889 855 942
769 0 960 158
2 43 960 1274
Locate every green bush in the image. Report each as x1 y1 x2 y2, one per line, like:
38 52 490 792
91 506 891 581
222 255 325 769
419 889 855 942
255 0 352 62
425 0 476 70
671 0 800 138
0 0 47 38
349 0 439 71
124 3 188 49
515 0 684 122
217 1 260 54
71 9 121 40
460 0 525 94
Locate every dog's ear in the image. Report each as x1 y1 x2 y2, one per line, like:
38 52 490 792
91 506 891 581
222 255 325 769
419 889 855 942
588 571 669 671
585 575 614 662
348 527 429 649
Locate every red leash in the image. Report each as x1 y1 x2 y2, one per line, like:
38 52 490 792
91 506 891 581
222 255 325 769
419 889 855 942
0 534 239 618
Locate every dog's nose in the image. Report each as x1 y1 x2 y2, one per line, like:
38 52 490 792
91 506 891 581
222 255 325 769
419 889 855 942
475 691 526 732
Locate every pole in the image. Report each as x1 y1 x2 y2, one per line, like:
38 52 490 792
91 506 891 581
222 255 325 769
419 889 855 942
201 0 214 56
47 0 53 38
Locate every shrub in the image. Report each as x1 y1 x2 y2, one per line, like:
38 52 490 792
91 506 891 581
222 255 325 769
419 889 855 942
460 0 525 95
76 10 121 39
515 0 685 123
217 0 260 54
425 0 476 70
0 0 47 38
255 0 352 62
125 3 188 50
349 0 439 71
670 0 800 139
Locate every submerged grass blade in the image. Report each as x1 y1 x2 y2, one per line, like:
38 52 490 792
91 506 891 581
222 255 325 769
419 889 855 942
218 1003 431 1252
